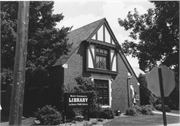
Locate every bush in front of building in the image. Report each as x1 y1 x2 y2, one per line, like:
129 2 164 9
154 104 171 112
100 108 114 119
89 106 102 118
125 105 154 116
90 107 114 119
125 107 140 116
34 105 62 125
141 105 154 115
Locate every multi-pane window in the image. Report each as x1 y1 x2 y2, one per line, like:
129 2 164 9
95 47 109 70
94 79 109 105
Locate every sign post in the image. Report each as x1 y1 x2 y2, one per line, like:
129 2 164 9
158 68 167 126
146 65 175 126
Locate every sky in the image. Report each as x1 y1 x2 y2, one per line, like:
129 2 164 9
53 0 155 69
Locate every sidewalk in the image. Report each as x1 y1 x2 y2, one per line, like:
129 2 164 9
153 111 180 117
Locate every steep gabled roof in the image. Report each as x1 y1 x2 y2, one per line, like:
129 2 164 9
52 18 138 81
52 18 104 66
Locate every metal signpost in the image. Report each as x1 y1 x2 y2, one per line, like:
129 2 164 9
146 65 175 126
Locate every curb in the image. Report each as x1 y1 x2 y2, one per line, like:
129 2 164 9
153 111 180 117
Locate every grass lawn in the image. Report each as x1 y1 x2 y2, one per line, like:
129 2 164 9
1 112 179 126
104 114 180 126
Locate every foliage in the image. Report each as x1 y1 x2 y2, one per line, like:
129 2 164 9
65 109 76 119
141 105 154 115
125 107 140 116
34 105 62 125
89 106 102 118
138 74 154 105
100 108 114 119
138 74 179 110
89 107 114 119
118 1 179 74
168 85 179 110
1 1 72 86
1 68 13 90
125 105 154 116
154 104 171 112
144 104 155 111
74 76 98 110
118 2 179 108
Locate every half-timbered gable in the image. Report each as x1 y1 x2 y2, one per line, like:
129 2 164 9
85 20 118 74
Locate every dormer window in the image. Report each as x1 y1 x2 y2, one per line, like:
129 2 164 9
95 47 109 70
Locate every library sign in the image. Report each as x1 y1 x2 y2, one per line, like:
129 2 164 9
64 93 90 108
63 93 90 122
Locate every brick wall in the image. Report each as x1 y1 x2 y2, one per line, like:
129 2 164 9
63 42 90 90
111 54 139 112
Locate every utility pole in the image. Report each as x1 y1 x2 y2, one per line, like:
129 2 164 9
0 2 2 121
9 1 29 125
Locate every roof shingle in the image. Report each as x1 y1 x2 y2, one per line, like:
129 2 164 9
53 18 105 66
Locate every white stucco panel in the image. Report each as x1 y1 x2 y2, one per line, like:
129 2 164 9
87 45 95 68
105 27 111 43
87 48 93 68
97 25 103 41
112 54 117 71
110 49 117 71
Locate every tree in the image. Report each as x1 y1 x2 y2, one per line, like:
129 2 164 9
118 1 179 74
74 76 98 110
138 74 157 106
118 1 179 109
1 1 72 88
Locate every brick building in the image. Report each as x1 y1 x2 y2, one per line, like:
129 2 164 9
50 18 140 111
1 18 141 117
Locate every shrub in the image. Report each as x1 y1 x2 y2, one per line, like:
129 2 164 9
100 108 114 119
90 107 102 118
154 104 171 112
34 105 62 125
125 107 140 116
141 105 154 115
133 105 142 115
66 109 76 119
125 105 154 116
145 104 155 111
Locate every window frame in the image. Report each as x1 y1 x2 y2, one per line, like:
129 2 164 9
94 79 109 106
95 47 110 70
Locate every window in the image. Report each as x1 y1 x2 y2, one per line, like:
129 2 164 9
94 79 109 105
95 47 109 70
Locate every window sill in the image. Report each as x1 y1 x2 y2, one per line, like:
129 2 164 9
86 68 118 75
100 105 111 108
